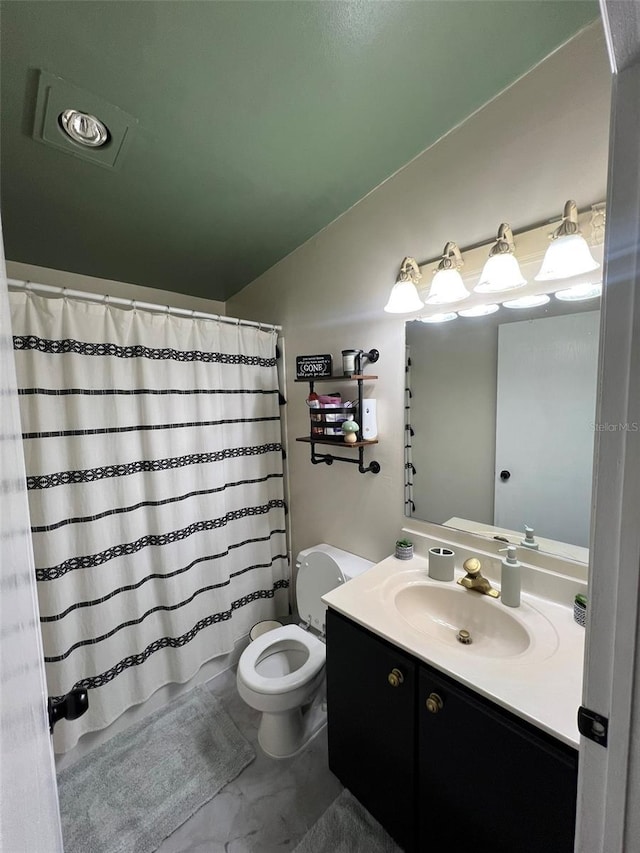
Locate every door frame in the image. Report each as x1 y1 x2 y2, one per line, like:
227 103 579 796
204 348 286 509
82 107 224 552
575 2 640 850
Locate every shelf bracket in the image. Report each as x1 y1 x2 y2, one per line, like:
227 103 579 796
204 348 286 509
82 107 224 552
310 444 380 474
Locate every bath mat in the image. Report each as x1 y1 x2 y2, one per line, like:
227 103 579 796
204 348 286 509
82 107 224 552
293 788 403 853
58 685 254 853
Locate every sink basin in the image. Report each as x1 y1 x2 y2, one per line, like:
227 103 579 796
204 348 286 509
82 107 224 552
393 583 558 660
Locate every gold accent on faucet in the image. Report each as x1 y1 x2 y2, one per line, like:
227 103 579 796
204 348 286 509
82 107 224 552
457 557 500 598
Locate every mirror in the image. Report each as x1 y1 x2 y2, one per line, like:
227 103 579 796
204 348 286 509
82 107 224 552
404 222 603 564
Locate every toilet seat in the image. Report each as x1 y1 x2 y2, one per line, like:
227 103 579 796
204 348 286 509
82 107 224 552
238 624 325 695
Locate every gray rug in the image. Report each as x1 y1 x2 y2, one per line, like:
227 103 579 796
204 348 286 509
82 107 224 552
294 789 403 853
58 684 255 853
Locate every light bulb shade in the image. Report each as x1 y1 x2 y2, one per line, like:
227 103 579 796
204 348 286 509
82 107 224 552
424 269 470 305
474 254 526 293
458 303 500 317
384 280 424 313
503 294 550 309
554 283 602 302
535 233 600 281
419 312 457 323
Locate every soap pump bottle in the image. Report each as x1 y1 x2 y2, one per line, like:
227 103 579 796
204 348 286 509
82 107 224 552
500 545 521 608
520 524 539 551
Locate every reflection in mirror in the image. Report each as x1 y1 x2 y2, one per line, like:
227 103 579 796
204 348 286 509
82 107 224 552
404 217 603 564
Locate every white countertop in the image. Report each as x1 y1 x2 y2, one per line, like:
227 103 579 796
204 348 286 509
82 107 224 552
323 554 585 748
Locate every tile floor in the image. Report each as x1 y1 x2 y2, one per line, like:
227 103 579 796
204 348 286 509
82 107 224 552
155 668 343 853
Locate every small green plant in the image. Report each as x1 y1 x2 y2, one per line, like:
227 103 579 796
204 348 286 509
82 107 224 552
396 538 412 548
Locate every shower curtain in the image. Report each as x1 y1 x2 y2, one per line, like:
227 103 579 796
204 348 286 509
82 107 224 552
9 292 289 753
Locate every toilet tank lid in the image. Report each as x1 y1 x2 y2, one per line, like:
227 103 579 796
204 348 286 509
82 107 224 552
296 543 374 580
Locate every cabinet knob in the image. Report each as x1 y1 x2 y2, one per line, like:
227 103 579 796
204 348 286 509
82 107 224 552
426 692 444 714
387 668 404 688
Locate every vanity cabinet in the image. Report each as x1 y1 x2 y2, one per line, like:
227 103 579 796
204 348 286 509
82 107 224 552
326 609 578 853
326 607 417 851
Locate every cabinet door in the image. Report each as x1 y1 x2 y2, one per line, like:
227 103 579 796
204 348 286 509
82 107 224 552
326 610 417 852
418 666 578 853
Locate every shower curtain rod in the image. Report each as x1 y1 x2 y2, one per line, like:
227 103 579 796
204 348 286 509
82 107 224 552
7 278 282 332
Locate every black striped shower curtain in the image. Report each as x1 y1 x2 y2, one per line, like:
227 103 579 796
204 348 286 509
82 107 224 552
10 292 289 752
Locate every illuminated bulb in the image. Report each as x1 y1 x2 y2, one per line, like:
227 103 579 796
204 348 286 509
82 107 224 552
424 242 470 305
535 201 600 281
554 283 602 302
503 294 550 309
419 312 458 323
384 257 424 313
458 304 500 317
474 224 526 293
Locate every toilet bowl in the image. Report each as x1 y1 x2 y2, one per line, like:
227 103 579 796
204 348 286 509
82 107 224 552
236 544 373 758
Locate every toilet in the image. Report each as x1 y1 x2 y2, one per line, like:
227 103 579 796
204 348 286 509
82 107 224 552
236 543 373 758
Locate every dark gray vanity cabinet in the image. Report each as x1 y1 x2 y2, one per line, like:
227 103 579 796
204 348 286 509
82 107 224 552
326 608 418 852
326 609 578 853
418 666 578 853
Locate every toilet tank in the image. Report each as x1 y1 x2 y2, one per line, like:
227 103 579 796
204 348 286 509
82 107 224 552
295 544 374 634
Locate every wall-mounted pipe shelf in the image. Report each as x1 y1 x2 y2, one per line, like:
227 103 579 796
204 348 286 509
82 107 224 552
295 436 380 474
295 349 380 474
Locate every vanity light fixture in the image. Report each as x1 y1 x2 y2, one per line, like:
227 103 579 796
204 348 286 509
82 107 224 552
458 303 500 317
384 257 424 313
503 294 551 309
424 242 470 305
474 224 526 293
419 312 458 323
535 200 600 281
554 282 602 302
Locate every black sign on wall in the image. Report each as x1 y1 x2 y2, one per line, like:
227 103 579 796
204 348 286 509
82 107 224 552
296 354 333 379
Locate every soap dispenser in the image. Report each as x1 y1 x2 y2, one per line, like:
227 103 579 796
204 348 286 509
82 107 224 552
520 525 539 551
500 545 521 608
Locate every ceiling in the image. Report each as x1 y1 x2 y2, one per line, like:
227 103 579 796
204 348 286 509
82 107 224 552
0 1 599 302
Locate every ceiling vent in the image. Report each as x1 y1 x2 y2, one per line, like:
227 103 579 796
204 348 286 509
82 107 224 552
32 70 136 169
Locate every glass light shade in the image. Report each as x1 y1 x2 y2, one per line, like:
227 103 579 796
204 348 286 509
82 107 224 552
424 269 470 305
535 234 600 281
474 254 526 293
419 312 457 324
458 303 500 317
384 280 424 313
554 282 602 301
503 294 551 309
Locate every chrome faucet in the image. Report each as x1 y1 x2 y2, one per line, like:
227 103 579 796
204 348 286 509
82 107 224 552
457 557 500 598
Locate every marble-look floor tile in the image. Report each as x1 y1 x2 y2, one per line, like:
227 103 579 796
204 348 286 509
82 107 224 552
156 667 342 853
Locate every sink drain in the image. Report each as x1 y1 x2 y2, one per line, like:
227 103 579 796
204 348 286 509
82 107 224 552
457 629 472 645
